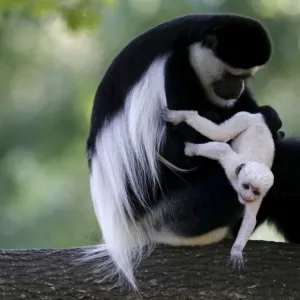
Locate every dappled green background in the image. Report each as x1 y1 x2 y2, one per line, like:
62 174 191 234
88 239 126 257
1 0 300 249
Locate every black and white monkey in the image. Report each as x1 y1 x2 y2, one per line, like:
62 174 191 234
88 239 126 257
162 108 275 268
85 14 298 290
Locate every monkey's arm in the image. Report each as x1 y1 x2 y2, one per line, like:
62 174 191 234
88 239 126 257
163 108 261 142
229 198 262 269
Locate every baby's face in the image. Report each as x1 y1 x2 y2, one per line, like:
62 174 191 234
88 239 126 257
237 179 262 204
235 162 274 205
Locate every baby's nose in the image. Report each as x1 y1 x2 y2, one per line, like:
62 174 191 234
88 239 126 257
243 195 256 203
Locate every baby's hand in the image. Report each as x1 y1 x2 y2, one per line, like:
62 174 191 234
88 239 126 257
184 142 199 157
228 245 244 271
162 108 198 125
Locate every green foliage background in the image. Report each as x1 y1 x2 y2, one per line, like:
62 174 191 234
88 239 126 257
1 0 300 249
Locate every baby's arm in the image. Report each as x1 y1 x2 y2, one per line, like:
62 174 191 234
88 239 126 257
185 140 265 269
162 108 263 142
228 199 262 269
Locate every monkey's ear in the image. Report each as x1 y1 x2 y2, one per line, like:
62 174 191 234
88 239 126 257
202 34 218 50
235 163 245 177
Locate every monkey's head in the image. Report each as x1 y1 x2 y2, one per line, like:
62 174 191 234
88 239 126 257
189 16 271 107
235 162 274 205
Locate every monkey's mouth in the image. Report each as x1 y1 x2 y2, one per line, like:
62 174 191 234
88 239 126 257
238 194 252 205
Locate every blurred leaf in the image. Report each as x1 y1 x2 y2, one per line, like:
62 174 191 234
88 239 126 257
0 0 113 31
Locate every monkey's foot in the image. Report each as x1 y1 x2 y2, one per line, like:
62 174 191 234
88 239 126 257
184 142 199 157
228 246 244 271
161 108 198 125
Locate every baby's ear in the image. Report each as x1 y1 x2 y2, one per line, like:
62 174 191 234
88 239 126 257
235 163 245 177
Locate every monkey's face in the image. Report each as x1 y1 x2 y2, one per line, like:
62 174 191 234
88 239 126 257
235 162 274 205
209 68 256 108
189 44 259 108
211 72 246 106
237 180 261 205
189 19 271 108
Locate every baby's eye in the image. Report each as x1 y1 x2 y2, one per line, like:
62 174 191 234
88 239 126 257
253 190 260 196
242 183 249 190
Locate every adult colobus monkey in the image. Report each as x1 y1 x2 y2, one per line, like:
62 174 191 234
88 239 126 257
86 14 286 290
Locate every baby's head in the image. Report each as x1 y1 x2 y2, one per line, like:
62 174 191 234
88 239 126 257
235 162 274 205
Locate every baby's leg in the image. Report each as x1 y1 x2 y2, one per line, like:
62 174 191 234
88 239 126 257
185 142 241 186
228 198 262 269
185 141 234 161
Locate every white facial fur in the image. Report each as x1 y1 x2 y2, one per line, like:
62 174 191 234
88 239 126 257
237 162 274 204
189 43 259 108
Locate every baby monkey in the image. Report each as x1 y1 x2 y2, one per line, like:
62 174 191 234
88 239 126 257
162 108 275 268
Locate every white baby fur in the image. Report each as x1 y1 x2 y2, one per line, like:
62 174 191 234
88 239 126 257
164 109 275 195
163 109 275 266
88 56 170 289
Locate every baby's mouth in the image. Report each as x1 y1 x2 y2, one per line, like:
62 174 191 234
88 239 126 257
238 194 252 204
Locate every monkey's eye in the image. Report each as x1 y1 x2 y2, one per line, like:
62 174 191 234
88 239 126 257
225 71 252 80
242 183 250 190
236 74 252 80
253 190 260 196
235 163 245 177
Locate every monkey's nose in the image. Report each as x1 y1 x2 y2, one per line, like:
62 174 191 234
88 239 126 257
213 75 244 100
240 194 255 203
244 197 255 203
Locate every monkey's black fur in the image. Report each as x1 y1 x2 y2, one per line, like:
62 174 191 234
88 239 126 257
87 14 272 162
87 14 297 248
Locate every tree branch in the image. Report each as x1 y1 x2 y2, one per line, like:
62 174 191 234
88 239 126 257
1 240 300 300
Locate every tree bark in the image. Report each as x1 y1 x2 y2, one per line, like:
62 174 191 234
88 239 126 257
1 240 300 300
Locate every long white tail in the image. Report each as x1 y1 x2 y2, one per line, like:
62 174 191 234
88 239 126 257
85 57 170 289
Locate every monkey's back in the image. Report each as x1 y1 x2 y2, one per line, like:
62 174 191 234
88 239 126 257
231 121 274 167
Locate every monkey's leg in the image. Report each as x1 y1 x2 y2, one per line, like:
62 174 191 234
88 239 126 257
184 141 235 162
150 164 244 248
163 108 261 142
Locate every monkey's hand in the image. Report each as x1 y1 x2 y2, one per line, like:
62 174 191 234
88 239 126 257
162 108 198 125
184 142 199 157
228 245 244 271
259 105 282 137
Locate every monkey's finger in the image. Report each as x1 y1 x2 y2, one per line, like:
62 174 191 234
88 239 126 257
161 107 171 121
161 108 182 124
